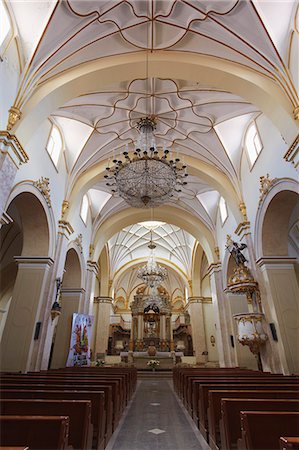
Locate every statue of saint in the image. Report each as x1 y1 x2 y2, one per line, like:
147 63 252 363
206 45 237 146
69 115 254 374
226 236 248 266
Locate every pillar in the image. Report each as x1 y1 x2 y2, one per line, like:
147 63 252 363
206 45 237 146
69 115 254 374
257 257 299 374
84 260 99 315
39 219 74 370
208 263 236 367
137 312 144 350
0 131 28 227
187 297 207 364
50 287 85 369
94 297 113 357
0 256 53 372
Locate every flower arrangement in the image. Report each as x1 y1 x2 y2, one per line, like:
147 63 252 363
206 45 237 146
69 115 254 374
96 359 105 367
147 359 160 370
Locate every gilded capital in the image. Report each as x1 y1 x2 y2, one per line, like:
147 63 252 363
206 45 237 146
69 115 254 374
7 106 22 131
239 202 247 221
61 200 69 218
33 177 51 207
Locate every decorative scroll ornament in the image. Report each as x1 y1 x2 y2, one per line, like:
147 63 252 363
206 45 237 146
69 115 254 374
7 106 22 131
259 174 277 204
33 177 51 207
239 202 248 221
89 244 94 258
74 234 83 253
233 313 268 354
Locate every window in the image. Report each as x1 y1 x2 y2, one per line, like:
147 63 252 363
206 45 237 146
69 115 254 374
245 122 263 167
219 196 228 224
46 125 63 167
0 0 11 47
80 194 89 224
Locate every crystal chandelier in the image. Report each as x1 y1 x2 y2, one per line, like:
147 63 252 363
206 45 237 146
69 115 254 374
105 117 188 208
137 237 167 288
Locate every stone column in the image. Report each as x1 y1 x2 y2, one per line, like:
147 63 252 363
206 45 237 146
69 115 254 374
39 220 74 370
129 314 137 351
208 263 236 367
50 288 85 369
160 313 166 340
0 131 28 227
0 256 53 372
137 312 144 350
257 257 299 374
84 260 99 315
94 297 113 357
187 297 207 364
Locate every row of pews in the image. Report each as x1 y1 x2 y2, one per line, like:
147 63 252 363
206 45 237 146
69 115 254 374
173 366 299 450
0 365 137 449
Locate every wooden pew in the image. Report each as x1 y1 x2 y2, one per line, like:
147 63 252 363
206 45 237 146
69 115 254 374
219 398 299 450
190 377 299 419
207 390 299 450
0 379 116 433
1 375 123 425
0 447 30 450
238 412 299 450
280 437 299 449
0 415 69 450
0 390 107 450
0 399 92 450
197 384 299 440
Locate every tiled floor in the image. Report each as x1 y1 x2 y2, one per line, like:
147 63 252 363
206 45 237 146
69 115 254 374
106 379 211 450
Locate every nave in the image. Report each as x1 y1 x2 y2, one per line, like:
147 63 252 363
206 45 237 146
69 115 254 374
106 376 209 450
1 365 299 450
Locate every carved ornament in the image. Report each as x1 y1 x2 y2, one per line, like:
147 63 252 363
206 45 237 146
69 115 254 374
74 234 83 253
7 106 22 131
61 200 69 218
239 202 248 221
89 244 94 258
33 177 51 207
259 174 278 204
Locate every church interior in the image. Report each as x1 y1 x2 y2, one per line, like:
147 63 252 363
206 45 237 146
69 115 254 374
0 1 298 449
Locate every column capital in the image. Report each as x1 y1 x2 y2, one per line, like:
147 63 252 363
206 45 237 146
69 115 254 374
61 287 85 296
187 296 205 304
0 130 28 167
207 262 222 276
256 256 297 270
14 256 54 268
94 296 113 304
58 220 74 238
87 260 99 273
234 221 251 239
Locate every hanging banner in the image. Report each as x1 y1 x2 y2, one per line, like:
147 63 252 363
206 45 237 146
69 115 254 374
66 313 94 367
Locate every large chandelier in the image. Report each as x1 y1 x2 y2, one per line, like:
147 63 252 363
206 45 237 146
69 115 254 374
105 117 188 208
137 238 167 288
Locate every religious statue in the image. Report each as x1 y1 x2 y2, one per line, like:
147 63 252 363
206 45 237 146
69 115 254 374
226 236 248 266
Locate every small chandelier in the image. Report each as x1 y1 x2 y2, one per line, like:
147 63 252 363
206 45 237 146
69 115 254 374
105 117 188 208
137 238 167 288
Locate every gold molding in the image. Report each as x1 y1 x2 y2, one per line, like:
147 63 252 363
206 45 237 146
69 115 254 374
284 134 299 164
58 220 74 237
235 221 251 236
0 130 28 165
259 174 278 205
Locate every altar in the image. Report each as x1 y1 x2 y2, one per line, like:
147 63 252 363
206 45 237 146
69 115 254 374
120 351 183 369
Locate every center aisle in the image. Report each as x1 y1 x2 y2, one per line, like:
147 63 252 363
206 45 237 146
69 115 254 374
106 378 211 450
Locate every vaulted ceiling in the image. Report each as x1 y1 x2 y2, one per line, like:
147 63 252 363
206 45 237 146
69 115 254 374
7 0 298 268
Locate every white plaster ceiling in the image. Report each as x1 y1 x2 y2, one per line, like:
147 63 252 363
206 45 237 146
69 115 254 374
8 0 298 230
108 221 195 279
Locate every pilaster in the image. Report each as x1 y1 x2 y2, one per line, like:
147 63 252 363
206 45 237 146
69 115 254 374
94 297 113 357
0 131 28 226
186 297 207 364
256 256 299 374
0 256 53 372
207 262 236 367
84 260 99 315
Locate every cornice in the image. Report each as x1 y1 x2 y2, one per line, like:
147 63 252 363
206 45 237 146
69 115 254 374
0 130 28 167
